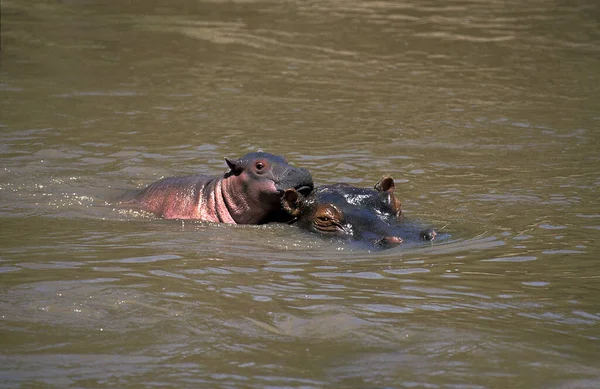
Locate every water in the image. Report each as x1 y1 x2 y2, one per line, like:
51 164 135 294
1 0 599 388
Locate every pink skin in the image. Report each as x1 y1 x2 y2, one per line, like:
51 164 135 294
125 152 313 224
133 174 278 223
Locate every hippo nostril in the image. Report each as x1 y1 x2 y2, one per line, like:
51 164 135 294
419 228 437 241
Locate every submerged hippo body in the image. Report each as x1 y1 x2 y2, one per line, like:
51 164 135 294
127 152 313 224
282 177 437 249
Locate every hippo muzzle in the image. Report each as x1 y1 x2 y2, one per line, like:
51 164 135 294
276 167 314 196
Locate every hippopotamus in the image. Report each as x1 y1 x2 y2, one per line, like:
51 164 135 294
281 176 437 249
124 152 313 224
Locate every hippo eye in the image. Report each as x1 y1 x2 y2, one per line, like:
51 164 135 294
314 207 346 235
255 162 265 170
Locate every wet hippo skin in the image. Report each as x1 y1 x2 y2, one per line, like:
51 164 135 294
124 152 314 224
282 176 437 248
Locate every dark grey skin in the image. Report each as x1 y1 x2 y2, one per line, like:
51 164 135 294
282 177 437 249
123 152 313 224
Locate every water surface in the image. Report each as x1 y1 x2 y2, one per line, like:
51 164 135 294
1 0 599 388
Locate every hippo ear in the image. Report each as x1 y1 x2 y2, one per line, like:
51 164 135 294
281 189 302 217
225 157 242 174
375 176 395 193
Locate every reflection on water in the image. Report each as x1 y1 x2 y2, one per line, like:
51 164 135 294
1 0 599 387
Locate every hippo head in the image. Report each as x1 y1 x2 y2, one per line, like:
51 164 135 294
222 152 314 223
282 177 436 248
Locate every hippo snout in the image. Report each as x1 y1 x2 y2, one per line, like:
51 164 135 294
276 167 314 196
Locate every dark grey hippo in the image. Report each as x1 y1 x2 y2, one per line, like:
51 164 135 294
281 176 437 249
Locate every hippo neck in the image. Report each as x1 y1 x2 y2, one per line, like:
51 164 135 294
187 176 233 223
218 175 270 224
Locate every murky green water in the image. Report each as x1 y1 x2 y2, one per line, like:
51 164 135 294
1 0 599 388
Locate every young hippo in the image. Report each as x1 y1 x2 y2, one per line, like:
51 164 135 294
282 177 436 248
125 152 313 224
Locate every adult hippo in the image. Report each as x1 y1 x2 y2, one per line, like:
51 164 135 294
124 152 313 224
281 176 437 249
